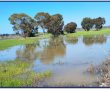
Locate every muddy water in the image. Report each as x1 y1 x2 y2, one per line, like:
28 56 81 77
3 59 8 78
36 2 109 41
0 35 110 87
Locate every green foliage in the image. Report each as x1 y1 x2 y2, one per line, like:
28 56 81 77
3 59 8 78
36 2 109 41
47 14 64 36
81 17 105 31
64 22 77 33
35 12 64 36
93 17 105 30
8 13 106 37
81 17 93 31
9 13 38 37
34 12 50 33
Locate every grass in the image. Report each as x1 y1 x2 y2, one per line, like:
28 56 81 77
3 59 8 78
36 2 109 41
0 33 52 87
0 28 110 50
66 28 110 38
0 60 34 87
0 59 52 87
36 71 52 79
0 33 51 50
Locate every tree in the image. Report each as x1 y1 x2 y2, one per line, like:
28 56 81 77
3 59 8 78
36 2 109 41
81 17 93 31
46 14 64 37
34 13 64 36
93 17 105 30
64 22 77 33
34 12 50 33
9 13 38 37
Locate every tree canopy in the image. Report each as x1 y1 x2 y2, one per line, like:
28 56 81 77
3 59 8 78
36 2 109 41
81 17 105 31
46 14 64 36
81 17 93 31
9 12 107 37
64 22 77 33
93 17 105 30
9 13 38 37
34 12 50 33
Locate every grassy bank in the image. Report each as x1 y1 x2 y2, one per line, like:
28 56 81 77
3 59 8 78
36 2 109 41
0 28 110 50
0 34 51 50
66 28 110 37
0 59 52 87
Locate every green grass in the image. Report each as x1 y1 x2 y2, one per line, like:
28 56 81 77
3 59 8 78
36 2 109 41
0 34 51 50
0 60 35 87
66 28 110 38
0 28 110 50
36 71 52 79
0 33 52 87
0 59 52 87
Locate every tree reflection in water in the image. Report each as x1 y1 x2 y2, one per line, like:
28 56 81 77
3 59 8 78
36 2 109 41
15 36 66 65
39 36 66 64
15 35 107 64
65 36 78 45
16 43 39 62
83 35 107 46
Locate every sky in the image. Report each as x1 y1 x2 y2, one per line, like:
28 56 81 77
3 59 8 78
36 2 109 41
0 2 110 34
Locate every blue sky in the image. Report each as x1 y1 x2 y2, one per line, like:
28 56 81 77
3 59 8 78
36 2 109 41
0 2 110 34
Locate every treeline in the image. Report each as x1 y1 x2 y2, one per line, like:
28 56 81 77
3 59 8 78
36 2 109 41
9 12 106 37
81 17 105 31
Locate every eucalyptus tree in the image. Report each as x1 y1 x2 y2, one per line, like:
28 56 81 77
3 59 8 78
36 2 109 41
81 17 93 31
93 17 105 30
34 12 50 33
9 13 38 37
64 22 77 33
46 14 64 37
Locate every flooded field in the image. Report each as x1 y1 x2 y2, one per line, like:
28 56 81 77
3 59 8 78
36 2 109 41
0 35 110 87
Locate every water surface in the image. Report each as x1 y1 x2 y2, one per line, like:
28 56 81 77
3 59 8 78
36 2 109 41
0 35 110 86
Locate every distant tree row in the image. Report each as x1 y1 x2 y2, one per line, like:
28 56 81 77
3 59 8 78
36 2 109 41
9 12 106 37
81 17 105 31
